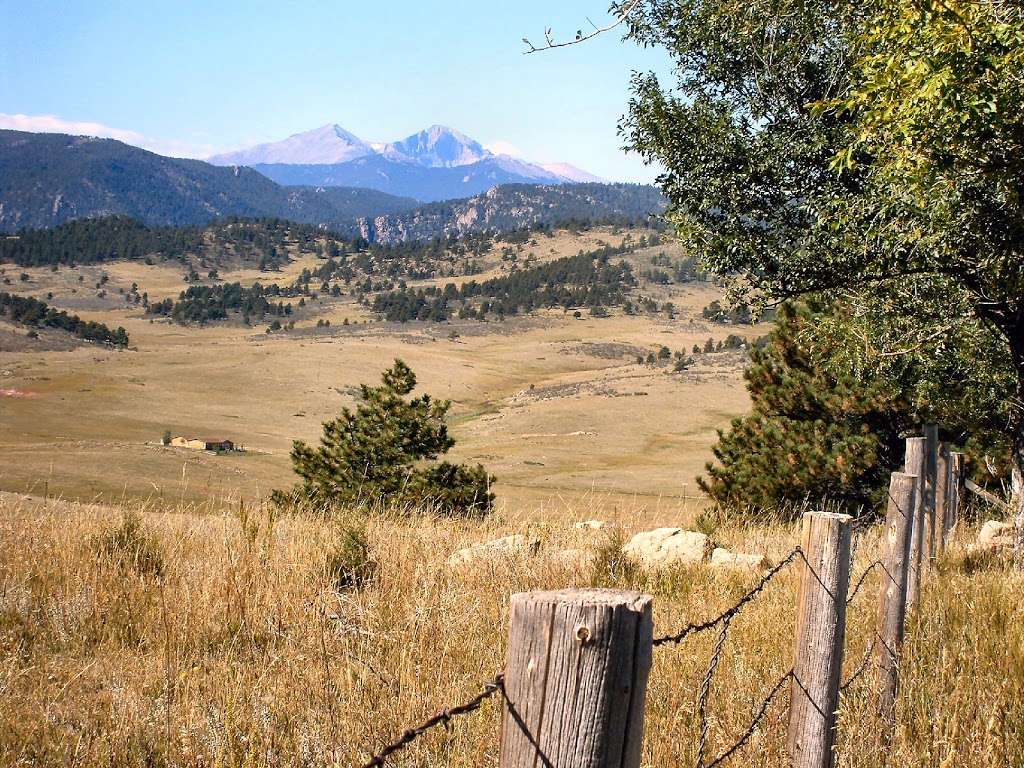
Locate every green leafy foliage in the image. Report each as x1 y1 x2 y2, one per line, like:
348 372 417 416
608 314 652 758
277 360 494 516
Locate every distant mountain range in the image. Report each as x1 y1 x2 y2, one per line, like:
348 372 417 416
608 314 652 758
0 129 662 241
0 129 417 232
208 124 604 201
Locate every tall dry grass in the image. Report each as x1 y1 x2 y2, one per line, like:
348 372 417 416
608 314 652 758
0 492 1021 767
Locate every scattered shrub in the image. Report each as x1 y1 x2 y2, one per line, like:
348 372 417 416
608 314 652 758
323 525 376 591
589 529 640 588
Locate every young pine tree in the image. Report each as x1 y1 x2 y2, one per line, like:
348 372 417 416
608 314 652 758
278 360 494 516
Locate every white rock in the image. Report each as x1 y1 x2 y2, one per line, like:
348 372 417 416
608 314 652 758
976 520 1015 551
710 547 770 570
622 528 710 567
447 534 540 567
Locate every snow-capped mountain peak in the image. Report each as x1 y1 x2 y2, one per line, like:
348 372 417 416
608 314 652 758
206 122 606 200
383 125 491 168
208 123 374 166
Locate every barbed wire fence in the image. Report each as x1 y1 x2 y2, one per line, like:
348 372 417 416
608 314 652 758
359 428 960 768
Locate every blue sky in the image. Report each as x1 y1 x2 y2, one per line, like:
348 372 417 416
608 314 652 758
0 1 671 182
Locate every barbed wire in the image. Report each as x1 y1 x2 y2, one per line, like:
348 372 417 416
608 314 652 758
840 637 878 692
360 674 504 768
848 505 880 565
360 508 894 768
704 669 794 768
653 547 803 647
846 559 885 605
695 616 732 767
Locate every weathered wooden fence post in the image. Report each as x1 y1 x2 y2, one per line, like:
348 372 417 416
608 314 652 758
945 452 966 543
875 472 917 722
499 588 653 768
923 424 939 560
904 437 927 608
934 444 950 553
788 511 852 768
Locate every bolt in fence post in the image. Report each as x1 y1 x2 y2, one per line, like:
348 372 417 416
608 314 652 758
934 444 950 553
923 424 939 561
945 452 966 541
875 472 916 723
788 511 852 768
498 588 653 768
904 437 926 609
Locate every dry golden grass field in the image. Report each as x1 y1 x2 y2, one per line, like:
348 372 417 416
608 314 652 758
6 225 1018 767
0 492 1021 767
0 226 761 519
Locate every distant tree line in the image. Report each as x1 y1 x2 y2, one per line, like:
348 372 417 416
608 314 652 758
643 253 710 284
147 282 295 325
0 215 354 270
0 291 129 346
372 245 637 323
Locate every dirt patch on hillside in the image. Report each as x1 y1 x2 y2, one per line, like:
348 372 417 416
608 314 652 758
0 324 80 352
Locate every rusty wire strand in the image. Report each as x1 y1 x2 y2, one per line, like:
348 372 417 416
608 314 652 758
840 637 878 692
361 674 504 768
703 669 794 768
695 615 732 767
846 559 885 605
653 547 802 647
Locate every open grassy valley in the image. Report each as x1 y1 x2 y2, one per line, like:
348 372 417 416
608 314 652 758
0 224 761 518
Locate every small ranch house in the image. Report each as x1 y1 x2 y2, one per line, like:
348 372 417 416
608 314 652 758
170 437 235 452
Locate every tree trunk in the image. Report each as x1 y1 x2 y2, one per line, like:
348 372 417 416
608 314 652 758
1014 444 1024 569
1007 348 1024 573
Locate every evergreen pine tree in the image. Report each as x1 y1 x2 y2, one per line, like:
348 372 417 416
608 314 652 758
278 360 494 516
698 303 911 514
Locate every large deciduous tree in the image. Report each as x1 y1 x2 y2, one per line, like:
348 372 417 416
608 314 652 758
825 0 1024 554
621 0 1023 553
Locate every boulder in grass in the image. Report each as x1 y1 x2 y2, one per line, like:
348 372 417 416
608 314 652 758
623 528 711 567
975 520 1015 552
447 534 540 567
710 547 770 570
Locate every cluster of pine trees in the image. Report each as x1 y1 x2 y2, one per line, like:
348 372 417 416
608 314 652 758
0 291 129 346
371 246 637 323
147 282 296 325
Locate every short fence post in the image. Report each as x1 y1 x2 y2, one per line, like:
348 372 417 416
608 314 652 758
904 437 927 609
934 445 950 553
788 512 852 768
875 472 917 722
923 424 939 561
498 588 653 768
945 452 966 542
